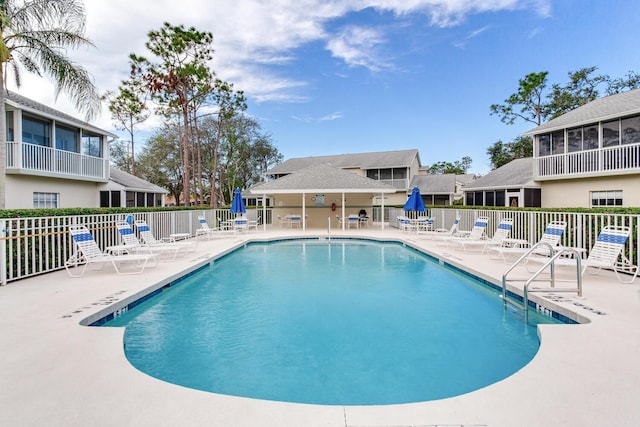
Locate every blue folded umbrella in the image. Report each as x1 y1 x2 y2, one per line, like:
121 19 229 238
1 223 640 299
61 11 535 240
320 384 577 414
231 188 246 215
404 186 425 212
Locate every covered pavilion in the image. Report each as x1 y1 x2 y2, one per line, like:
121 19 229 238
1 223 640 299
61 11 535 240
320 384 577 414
250 163 397 230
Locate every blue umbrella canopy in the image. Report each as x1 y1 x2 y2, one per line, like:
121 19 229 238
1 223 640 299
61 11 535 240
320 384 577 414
404 186 426 212
230 188 246 214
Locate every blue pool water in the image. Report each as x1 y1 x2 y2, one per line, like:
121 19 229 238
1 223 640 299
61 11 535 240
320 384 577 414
105 240 562 405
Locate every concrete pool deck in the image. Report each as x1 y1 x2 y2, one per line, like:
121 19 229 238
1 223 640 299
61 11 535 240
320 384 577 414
1 226 639 427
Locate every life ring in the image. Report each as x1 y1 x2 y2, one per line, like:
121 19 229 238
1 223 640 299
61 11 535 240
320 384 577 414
331 203 337 212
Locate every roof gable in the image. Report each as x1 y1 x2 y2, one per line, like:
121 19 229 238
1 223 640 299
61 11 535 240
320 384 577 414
109 167 167 193
463 157 537 190
526 88 640 135
5 91 117 137
410 174 457 193
251 163 396 193
268 149 419 174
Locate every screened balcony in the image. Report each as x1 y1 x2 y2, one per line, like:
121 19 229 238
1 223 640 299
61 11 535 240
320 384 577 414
535 141 640 179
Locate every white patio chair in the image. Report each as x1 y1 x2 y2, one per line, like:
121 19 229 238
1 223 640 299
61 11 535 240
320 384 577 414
397 216 412 231
421 215 460 239
456 218 514 253
233 217 249 232
437 216 489 246
115 221 184 261
488 220 567 262
347 215 360 229
134 220 196 251
527 225 638 283
290 215 302 228
65 225 157 277
195 216 235 239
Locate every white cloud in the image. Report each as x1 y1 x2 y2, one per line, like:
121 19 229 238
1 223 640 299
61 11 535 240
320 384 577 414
326 26 389 71
452 25 491 49
6 0 551 125
292 111 343 123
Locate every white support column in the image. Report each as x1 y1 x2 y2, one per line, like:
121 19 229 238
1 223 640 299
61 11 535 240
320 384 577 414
381 193 385 230
302 193 306 231
341 193 346 230
262 195 267 231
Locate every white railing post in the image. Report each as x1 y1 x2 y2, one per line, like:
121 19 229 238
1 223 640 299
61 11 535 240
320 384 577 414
1 219 6 286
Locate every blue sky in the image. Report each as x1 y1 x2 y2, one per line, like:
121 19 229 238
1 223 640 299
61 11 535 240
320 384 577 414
11 0 640 174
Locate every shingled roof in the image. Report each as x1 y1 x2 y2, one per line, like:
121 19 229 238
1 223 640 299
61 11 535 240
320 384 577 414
267 149 420 174
251 163 396 194
409 174 476 194
109 167 167 193
525 88 640 135
463 157 537 190
5 91 117 137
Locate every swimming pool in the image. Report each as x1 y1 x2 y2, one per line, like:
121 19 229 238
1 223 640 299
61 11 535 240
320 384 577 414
105 239 564 405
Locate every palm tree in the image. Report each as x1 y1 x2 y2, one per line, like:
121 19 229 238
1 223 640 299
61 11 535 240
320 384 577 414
0 0 101 208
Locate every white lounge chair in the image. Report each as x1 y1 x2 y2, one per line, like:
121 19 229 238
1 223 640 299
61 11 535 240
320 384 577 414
115 221 185 261
437 216 489 246
420 215 460 239
487 220 567 262
456 218 514 253
134 220 196 251
65 225 157 277
195 216 235 239
527 225 638 283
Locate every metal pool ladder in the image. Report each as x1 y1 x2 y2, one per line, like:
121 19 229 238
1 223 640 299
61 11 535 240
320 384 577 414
502 242 583 322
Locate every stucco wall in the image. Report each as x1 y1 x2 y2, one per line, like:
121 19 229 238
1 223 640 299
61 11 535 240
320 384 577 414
6 175 98 208
541 174 640 207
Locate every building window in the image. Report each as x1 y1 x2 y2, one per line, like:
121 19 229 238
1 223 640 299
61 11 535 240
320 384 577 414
538 134 551 156
567 127 582 152
485 191 495 206
392 168 407 179
590 190 623 207
100 191 122 207
6 111 14 141
583 125 598 150
474 192 483 206
621 116 640 145
33 192 58 208
82 132 102 157
551 130 565 154
55 125 79 152
23 116 50 146
602 120 620 147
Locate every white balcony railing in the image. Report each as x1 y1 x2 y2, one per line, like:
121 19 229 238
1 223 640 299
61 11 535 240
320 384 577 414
378 178 408 190
535 142 640 179
6 141 108 180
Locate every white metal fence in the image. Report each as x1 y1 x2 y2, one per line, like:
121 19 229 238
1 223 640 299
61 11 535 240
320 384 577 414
0 208 262 285
391 207 639 275
1 207 638 284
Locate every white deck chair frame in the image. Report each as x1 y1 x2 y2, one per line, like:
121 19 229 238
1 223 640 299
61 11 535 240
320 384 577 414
437 216 489 246
195 216 235 239
134 220 196 251
457 218 514 253
116 221 184 261
527 225 638 283
65 225 157 277
426 216 461 240
488 220 567 262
